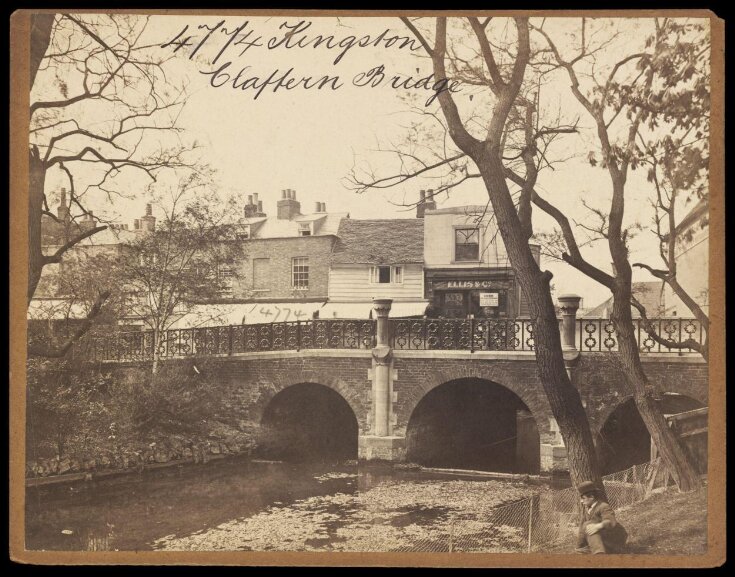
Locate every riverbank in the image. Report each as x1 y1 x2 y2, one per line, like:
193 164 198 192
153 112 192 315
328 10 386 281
25 424 257 484
546 484 708 555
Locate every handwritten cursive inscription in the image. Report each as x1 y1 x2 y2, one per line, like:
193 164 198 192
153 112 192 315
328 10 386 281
160 19 462 106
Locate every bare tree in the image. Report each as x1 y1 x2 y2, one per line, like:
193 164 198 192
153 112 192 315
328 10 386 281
530 17 708 490
352 17 606 490
28 13 200 356
116 174 244 374
632 124 710 361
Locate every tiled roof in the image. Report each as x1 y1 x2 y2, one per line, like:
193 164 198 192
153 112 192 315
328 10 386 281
331 219 424 264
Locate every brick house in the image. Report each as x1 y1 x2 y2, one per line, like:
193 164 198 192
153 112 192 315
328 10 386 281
177 189 349 326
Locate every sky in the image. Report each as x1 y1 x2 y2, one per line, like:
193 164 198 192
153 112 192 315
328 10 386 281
34 14 710 310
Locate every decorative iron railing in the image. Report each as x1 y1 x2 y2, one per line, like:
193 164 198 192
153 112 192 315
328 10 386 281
72 317 704 362
390 318 539 351
75 319 375 362
578 318 705 353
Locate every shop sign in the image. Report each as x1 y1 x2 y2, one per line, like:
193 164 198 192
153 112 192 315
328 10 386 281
479 292 499 307
437 280 498 289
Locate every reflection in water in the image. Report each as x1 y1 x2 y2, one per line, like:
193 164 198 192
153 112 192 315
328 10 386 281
26 457 542 552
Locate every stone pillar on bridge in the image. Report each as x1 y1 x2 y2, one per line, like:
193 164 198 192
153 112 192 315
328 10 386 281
558 294 582 352
539 294 583 473
358 298 406 462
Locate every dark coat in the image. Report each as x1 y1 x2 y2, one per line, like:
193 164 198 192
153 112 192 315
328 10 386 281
580 500 628 550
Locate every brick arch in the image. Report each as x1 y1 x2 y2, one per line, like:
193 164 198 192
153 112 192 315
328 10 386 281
592 391 707 437
251 371 368 434
400 362 554 441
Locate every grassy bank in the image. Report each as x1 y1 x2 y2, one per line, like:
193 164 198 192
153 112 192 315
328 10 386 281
548 484 708 555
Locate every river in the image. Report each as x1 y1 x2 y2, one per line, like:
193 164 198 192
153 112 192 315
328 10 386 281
26 457 554 552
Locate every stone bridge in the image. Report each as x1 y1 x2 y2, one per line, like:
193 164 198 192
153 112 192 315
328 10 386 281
90 298 708 474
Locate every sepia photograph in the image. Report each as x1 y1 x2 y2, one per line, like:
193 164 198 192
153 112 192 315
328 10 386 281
9 10 724 567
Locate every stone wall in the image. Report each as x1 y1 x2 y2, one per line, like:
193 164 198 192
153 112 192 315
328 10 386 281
88 350 708 473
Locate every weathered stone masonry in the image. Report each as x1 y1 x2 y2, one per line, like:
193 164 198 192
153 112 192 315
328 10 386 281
100 308 708 473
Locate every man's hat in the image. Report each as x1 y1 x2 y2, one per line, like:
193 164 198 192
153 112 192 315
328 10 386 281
577 481 599 496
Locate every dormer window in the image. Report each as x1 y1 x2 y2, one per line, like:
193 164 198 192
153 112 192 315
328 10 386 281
298 223 312 236
237 225 251 240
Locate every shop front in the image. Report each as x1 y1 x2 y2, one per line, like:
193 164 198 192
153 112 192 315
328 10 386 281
425 274 519 319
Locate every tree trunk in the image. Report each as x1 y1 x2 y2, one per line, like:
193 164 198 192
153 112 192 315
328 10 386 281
30 14 55 89
152 326 160 375
610 279 702 491
28 146 46 304
477 156 604 491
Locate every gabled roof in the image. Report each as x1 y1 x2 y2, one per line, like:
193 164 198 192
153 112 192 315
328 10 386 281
331 219 424 265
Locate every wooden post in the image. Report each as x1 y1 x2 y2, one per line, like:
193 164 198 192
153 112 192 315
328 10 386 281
527 497 534 553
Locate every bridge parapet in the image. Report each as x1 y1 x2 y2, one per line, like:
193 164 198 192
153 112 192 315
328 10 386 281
72 308 704 362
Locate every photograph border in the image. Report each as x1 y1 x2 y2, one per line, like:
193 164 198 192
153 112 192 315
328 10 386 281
9 8 726 567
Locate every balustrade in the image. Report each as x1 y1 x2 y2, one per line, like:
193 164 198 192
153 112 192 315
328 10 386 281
71 315 704 362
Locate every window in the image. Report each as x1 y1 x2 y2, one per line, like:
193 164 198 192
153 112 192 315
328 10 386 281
455 228 480 261
298 223 312 236
236 225 251 240
217 265 234 296
292 257 309 289
370 265 403 284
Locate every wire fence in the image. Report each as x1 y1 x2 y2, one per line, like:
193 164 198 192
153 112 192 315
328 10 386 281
395 459 666 553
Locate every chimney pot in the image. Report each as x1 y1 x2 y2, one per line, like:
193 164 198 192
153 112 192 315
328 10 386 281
248 194 253 205
146 203 152 216
257 200 263 212
321 202 326 212
253 193 259 204
282 190 287 199
315 202 321 213
420 189 426 201
134 219 140 230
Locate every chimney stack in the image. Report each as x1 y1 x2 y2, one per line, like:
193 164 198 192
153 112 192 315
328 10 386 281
244 193 259 218
277 188 301 220
57 187 70 221
79 211 96 232
425 188 437 212
416 189 428 218
140 203 156 232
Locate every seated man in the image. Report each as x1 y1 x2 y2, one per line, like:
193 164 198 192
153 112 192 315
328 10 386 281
575 481 628 554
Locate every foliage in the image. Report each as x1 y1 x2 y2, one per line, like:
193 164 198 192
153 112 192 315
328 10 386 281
26 358 111 460
108 362 218 438
26 358 224 463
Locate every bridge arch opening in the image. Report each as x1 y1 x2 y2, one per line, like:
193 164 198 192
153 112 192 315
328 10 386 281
406 378 540 473
596 393 705 475
257 383 358 463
